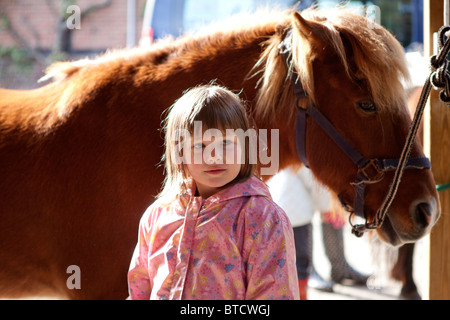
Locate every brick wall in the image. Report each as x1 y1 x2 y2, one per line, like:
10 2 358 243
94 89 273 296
0 0 147 52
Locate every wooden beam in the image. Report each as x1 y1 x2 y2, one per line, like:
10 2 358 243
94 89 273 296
424 0 450 300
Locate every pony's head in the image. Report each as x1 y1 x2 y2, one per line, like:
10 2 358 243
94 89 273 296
256 8 440 246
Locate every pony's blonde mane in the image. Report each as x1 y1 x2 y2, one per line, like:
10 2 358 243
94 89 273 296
255 7 410 124
40 6 409 131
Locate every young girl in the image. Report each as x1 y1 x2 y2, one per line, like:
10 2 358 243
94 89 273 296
127 84 299 300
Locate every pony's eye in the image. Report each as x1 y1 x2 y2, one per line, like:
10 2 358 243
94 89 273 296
357 100 378 113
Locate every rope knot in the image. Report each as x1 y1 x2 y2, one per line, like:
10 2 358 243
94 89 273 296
430 61 450 102
430 54 440 70
429 26 450 106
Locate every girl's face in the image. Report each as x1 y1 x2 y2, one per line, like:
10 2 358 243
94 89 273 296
183 128 242 198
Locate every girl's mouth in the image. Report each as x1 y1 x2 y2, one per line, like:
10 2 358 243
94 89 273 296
205 168 226 175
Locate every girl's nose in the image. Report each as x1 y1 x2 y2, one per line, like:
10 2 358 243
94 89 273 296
206 148 223 164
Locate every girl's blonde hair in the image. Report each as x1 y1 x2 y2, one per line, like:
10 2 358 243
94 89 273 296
158 84 255 201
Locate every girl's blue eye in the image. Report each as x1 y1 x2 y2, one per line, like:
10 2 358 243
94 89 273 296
193 143 204 149
222 140 232 146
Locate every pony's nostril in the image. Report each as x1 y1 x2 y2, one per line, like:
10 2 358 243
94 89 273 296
414 202 432 228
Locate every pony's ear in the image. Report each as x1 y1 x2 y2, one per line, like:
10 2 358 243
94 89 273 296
292 11 328 54
292 12 324 42
292 12 313 38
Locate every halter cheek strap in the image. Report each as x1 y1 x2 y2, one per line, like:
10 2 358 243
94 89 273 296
280 31 431 236
295 105 431 221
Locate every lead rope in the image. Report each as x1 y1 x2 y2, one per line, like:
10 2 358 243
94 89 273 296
351 26 450 237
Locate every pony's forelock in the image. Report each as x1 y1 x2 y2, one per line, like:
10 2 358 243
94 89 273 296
325 9 410 111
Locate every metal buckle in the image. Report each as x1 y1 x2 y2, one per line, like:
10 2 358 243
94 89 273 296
337 194 356 215
358 159 385 183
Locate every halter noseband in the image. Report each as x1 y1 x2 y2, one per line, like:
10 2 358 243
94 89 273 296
279 31 431 236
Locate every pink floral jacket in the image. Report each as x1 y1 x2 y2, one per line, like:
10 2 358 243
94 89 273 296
127 176 299 300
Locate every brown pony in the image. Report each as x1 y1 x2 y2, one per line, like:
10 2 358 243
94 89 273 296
0 8 440 299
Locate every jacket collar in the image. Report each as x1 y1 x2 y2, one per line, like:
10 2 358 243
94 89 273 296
181 176 272 206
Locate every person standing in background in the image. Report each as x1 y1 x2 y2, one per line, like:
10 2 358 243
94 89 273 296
267 167 369 299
